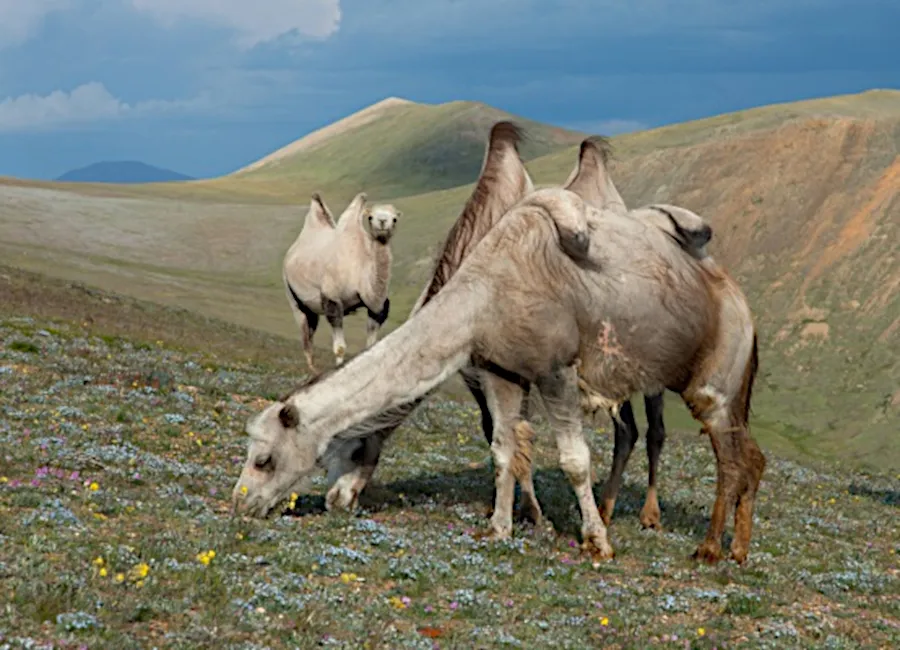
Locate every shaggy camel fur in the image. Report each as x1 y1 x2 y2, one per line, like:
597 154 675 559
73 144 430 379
232 130 765 565
283 192 400 371
319 126 714 531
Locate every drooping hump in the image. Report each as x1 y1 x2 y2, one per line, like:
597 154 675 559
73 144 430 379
416 120 534 309
305 192 337 229
562 135 627 215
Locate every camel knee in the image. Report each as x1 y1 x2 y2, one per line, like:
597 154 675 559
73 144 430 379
558 436 591 485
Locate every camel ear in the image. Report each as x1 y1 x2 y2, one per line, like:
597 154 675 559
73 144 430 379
563 136 627 215
278 403 300 429
393 210 402 219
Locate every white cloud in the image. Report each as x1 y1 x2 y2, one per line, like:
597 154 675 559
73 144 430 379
129 0 342 47
0 82 206 132
567 119 649 136
0 0 71 48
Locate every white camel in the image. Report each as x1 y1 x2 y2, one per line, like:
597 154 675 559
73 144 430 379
233 126 765 565
283 192 400 371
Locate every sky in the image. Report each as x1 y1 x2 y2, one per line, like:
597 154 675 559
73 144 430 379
0 0 897 180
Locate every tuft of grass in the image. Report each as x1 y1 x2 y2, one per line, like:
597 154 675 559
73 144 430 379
9 340 39 354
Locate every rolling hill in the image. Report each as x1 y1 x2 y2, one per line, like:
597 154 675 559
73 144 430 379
0 88 898 471
225 97 587 200
56 160 194 184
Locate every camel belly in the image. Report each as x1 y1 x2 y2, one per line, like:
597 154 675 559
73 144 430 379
576 315 701 406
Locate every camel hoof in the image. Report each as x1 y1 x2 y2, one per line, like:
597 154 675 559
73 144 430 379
581 538 615 564
639 508 662 531
691 542 724 565
729 545 749 565
325 486 358 513
473 528 510 542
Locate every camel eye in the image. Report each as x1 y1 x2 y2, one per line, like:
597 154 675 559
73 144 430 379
392 217 397 224
367 215 373 222
254 454 275 472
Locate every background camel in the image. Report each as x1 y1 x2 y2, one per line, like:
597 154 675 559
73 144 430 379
233 126 765 565
283 192 400 371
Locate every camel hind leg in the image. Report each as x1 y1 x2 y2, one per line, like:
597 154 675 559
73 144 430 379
687 335 765 565
285 284 320 373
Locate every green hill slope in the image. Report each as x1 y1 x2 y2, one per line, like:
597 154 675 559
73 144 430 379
228 97 586 199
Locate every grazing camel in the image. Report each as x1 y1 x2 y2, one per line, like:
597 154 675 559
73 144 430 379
283 192 400 371
232 130 765 565
320 125 712 532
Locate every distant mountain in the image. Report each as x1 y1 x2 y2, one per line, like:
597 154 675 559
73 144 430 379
56 161 194 184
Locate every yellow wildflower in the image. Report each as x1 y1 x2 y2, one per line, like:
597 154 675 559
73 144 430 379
89 482 99 491
99 568 108 578
136 580 144 588
93 557 105 567
115 573 125 583
235 532 244 540
240 485 248 496
698 628 706 637
196 439 203 447
339 572 358 584
600 617 609 626
0 477 8 483
132 562 150 579
197 550 216 565
387 596 407 610
828 498 836 505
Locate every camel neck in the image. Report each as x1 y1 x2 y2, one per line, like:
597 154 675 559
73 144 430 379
290 281 486 453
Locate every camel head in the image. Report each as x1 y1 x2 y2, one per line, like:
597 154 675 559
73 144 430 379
364 204 401 244
231 400 317 518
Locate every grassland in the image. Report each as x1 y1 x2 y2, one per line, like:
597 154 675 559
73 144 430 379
0 88 898 473
1 275 899 649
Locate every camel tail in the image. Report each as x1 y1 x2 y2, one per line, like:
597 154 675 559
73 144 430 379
737 332 759 427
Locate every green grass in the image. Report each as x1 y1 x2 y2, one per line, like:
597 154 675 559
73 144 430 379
1 305 898 648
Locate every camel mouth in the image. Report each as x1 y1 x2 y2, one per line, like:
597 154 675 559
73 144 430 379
374 234 391 244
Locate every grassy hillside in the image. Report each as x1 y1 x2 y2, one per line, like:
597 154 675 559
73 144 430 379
0 89 898 471
227 97 586 200
1 290 898 648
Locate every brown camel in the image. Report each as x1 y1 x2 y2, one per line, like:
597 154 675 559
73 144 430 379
232 125 765 565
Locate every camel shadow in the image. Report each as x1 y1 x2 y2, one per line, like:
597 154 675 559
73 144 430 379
285 465 710 541
848 482 900 508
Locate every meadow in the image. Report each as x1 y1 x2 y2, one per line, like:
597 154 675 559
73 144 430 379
1 266 899 649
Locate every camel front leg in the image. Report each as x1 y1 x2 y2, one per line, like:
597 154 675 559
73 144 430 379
365 298 390 348
640 391 666 530
537 365 613 561
598 399 639 525
322 296 346 365
480 372 530 540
